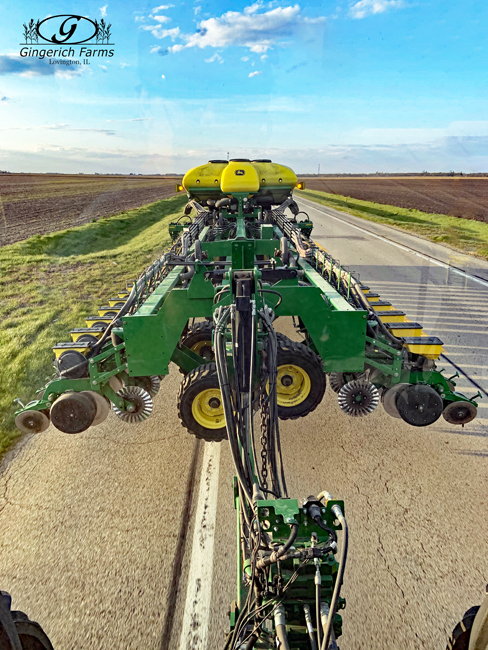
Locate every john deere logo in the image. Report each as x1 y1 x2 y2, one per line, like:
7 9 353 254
235 170 245 176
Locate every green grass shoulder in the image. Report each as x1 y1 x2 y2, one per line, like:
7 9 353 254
0 194 187 456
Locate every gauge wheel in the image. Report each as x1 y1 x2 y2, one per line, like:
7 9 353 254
177 363 227 441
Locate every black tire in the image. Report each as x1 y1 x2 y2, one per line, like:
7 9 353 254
180 322 215 362
11 610 54 649
274 336 326 420
177 363 227 441
446 606 481 650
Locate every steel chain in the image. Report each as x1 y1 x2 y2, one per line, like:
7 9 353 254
259 391 269 492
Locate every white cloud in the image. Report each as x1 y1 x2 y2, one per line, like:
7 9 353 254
99 64 108 71
241 56 249 61
350 0 405 19
161 74 166 79
249 70 262 77
260 54 268 60
152 15 171 23
120 62 129 68
141 25 180 39
0 124 116 135
151 4 174 11
165 4 325 54
205 53 224 63
135 16 146 22
106 117 154 122
99 4 108 17
194 5 201 14
0 54 82 78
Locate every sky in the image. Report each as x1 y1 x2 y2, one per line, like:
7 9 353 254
1 0 488 174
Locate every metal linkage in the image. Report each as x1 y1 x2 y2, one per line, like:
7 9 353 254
270 199 313 259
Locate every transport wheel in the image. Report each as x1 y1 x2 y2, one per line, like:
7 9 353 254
396 384 443 427
329 371 367 394
50 392 97 434
15 410 50 435
273 336 326 420
11 610 55 649
181 322 215 362
381 383 410 419
177 363 227 441
443 400 477 425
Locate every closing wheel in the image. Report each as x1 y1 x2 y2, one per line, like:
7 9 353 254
273 337 326 420
15 410 50 434
329 372 367 394
443 400 477 425
381 383 410 419
131 376 161 398
338 379 379 417
177 363 227 441
396 384 443 427
50 392 96 434
181 322 215 362
113 386 153 424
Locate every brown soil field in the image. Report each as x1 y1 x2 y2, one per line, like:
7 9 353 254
301 177 488 222
0 174 182 246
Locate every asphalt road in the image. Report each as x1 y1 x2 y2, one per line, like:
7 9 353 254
0 198 487 650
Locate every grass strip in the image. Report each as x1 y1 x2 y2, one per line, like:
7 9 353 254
0 194 187 457
295 189 488 261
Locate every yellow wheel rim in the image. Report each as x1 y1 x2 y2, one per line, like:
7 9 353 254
192 388 225 429
191 340 213 356
274 364 311 407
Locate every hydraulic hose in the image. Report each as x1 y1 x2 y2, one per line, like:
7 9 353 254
274 605 291 650
303 604 318 650
256 523 298 570
320 507 348 650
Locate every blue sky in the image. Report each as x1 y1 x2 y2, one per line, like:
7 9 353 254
1 0 488 173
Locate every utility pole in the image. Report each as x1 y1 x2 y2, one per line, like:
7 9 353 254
318 163 320 175
227 151 229 161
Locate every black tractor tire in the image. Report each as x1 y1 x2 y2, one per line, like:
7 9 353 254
274 336 326 420
180 322 215 366
446 605 482 650
10 610 54 649
177 363 227 442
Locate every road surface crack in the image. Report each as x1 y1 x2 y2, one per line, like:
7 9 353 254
377 534 406 605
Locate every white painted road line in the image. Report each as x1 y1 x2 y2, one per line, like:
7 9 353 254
298 196 488 289
178 442 221 650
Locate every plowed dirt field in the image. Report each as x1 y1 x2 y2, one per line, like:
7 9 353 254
302 177 488 222
0 174 181 245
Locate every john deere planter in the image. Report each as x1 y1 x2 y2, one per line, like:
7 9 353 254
11 158 482 649
15 158 478 438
